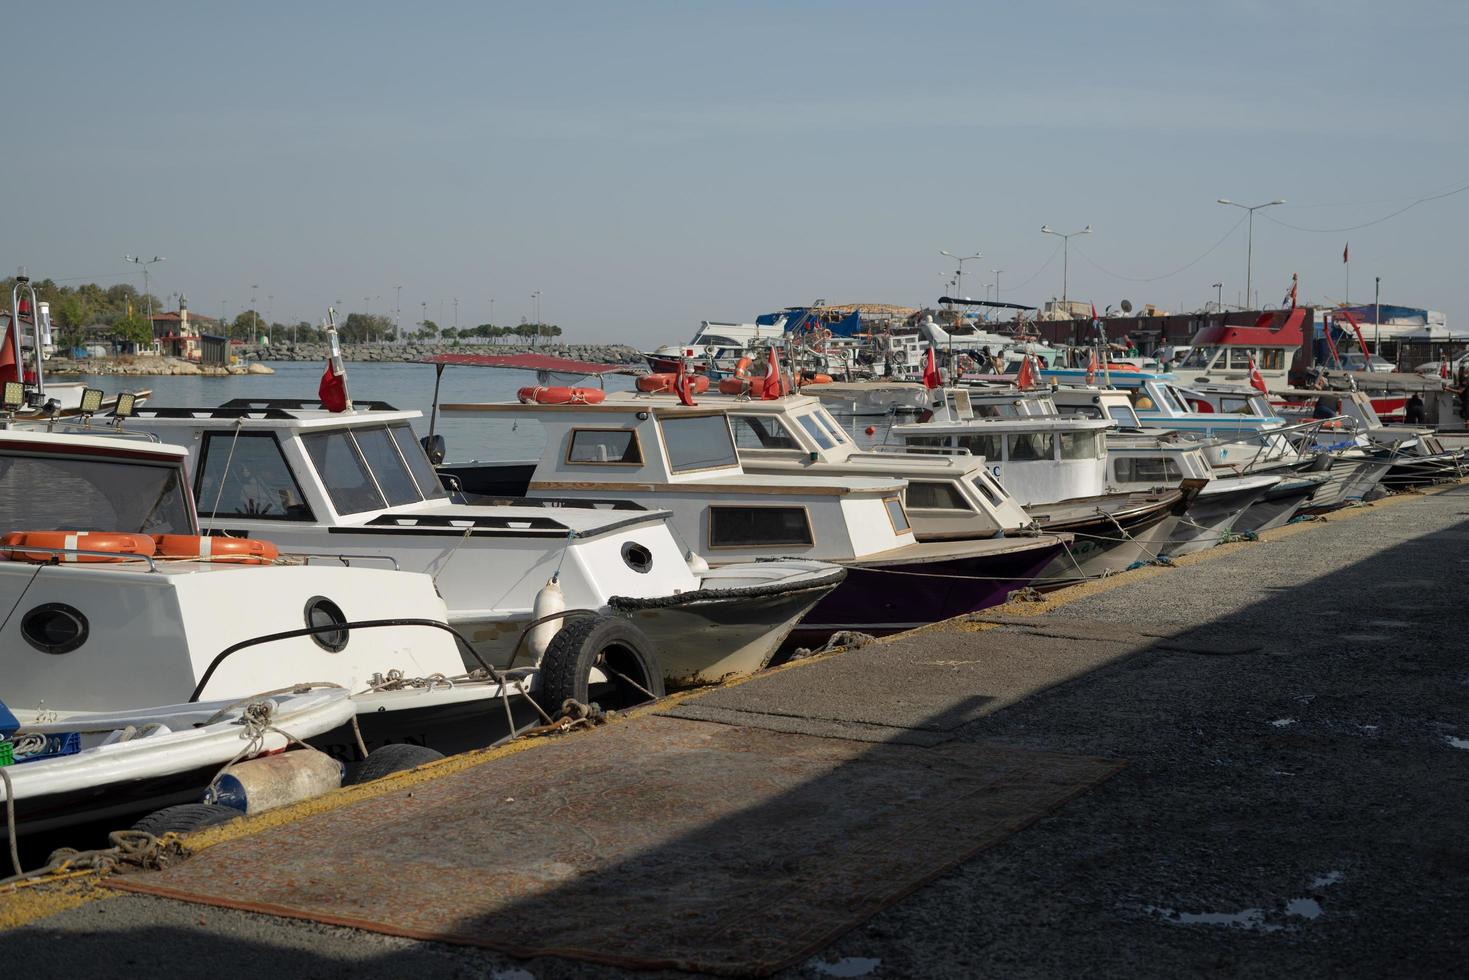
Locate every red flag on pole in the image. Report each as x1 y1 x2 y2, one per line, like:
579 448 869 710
319 359 348 412
1016 355 1037 391
922 346 941 389
1248 355 1268 394
0 319 18 388
1440 356 1450 380
673 358 697 406
760 346 783 400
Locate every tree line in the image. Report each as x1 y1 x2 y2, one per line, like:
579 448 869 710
2 278 565 350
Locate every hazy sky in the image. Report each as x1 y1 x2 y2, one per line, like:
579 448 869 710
8 1 1466 344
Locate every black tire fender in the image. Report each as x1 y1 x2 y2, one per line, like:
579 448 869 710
537 615 664 712
132 802 240 836
345 743 446 785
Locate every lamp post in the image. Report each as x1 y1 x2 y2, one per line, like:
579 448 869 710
123 254 165 326
1216 198 1285 310
267 294 274 345
395 285 403 344
531 291 541 327
1374 276 1381 357
940 250 982 300
991 269 1003 307
1039 225 1091 312
1212 282 1223 312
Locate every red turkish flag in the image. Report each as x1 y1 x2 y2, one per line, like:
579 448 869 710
1248 356 1268 394
0 319 18 388
760 347 783 400
922 346 941 389
319 359 348 412
673 359 697 406
1016 355 1037 391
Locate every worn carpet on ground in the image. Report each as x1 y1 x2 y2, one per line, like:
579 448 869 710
111 715 1121 976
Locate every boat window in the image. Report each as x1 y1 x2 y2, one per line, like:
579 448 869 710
728 415 798 451
567 429 643 464
796 414 836 450
974 402 1017 418
302 431 388 515
699 335 740 347
0 453 194 534
1219 396 1254 415
884 496 911 534
1059 430 1102 460
1248 396 1274 416
389 424 449 499
660 415 739 472
904 435 951 451
905 481 970 510
1069 405 1105 420
1114 456 1182 484
196 432 314 522
1179 347 1217 368
1107 404 1141 427
708 506 813 548
352 426 423 506
1227 348 1257 369
972 471 1005 506
1155 386 1190 414
1259 349 1284 370
957 433 1004 461
812 409 850 444
1006 432 1054 462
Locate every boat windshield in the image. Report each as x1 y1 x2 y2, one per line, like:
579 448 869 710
0 453 194 534
1179 347 1218 369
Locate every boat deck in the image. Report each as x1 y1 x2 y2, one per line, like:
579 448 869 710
6 482 1468 978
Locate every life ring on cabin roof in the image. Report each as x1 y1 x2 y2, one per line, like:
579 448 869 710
1 530 156 563
153 535 280 565
717 377 750 395
733 356 754 380
517 386 607 405
635 373 711 394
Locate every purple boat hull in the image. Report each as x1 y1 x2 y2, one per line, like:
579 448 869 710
792 540 1064 638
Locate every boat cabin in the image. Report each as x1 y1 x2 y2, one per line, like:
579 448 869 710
438 393 921 565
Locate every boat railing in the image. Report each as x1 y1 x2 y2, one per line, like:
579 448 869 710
868 444 974 457
0 545 159 572
299 553 401 570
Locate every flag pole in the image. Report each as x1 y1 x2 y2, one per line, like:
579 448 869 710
325 307 353 412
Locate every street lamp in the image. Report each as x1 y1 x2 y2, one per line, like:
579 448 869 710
123 254 166 324
250 284 259 344
1216 198 1285 310
1039 225 1091 312
531 290 541 326
991 269 1004 307
1212 282 1223 312
939 250 982 300
395 285 403 344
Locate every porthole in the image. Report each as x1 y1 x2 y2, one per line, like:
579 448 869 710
20 603 89 655
620 541 654 574
304 596 349 652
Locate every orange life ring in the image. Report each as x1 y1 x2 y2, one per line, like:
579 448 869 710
635 373 710 394
717 377 749 395
516 386 607 405
800 373 834 385
1 530 156 563
733 357 754 380
153 534 280 565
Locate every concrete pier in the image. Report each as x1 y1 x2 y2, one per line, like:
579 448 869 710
3 485 1466 978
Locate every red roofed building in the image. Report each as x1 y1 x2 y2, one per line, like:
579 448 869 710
149 297 216 359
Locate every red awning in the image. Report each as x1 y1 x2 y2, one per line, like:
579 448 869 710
417 352 634 375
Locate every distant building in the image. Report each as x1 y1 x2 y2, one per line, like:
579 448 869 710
150 297 216 358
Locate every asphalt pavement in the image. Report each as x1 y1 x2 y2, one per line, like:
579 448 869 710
3 485 1466 979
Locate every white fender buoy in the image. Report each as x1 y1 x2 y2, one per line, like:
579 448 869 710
684 549 710 577
529 575 566 663
206 750 344 815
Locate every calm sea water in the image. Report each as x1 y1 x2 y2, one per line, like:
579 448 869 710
70 361 646 461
